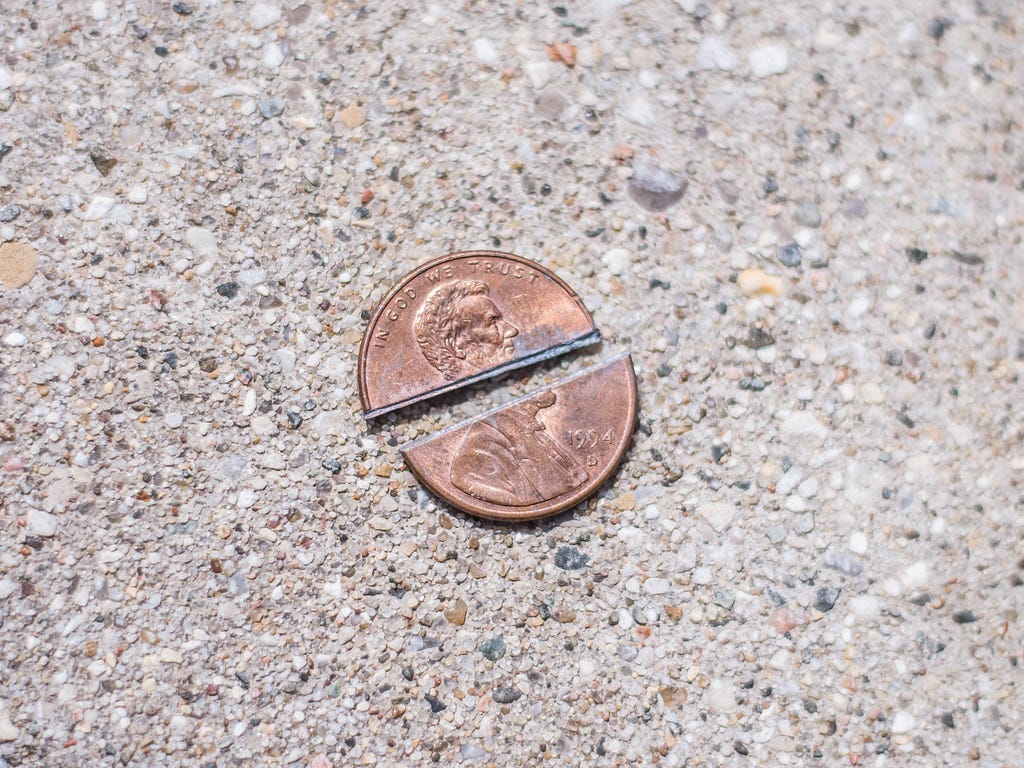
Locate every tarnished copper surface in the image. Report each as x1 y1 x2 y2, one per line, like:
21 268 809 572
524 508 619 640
358 251 600 419
402 353 637 521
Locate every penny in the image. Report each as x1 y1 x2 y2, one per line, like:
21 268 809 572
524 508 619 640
358 251 601 419
401 353 637 521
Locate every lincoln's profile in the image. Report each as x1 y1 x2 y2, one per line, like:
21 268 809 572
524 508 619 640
413 280 519 380
449 390 589 506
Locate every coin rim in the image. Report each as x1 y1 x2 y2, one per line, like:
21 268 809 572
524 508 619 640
401 352 638 522
358 250 600 419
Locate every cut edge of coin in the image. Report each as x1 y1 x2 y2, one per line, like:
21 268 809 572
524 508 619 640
401 351 637 522
358 250 601 420
363 328 601 419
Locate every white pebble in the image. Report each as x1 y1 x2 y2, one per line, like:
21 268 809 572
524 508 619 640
644 577 671 595
623 95 655 126
185 227 218 258
768 649 791 670
249 3 281 30
83 196 117 220
850 594 880 620
697 501 735 532
901 561 929 591
523 61 552 89
696 36 740 71
26 508 59 537
3 332 26 347
847 294 872 318
472 38 499 67
262 42 285 68
237 489 257 509
127 185 148 204
706 679 735 713
849 532 868 554
748 45 790 78
73 316 96 334
164 413 184 429
891 710 915 734
779 411 829 446
0 707 19 742
90 1 108 21
602 248 629 276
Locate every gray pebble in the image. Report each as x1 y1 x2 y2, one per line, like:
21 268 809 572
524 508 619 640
822 550 864 577
778 242 802 268
0 204 20 222
479 635 506 661
554 546 589 571
628 159 688 212
257 97 286 119
814 587 841 612
714 588 735 610
460 744 487 760
795 201 822 228
491 686 522 704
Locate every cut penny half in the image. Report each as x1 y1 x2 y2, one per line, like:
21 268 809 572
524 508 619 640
358 251 600 419
402 353 637 521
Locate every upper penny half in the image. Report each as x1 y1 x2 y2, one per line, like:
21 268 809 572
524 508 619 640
358 251 600 419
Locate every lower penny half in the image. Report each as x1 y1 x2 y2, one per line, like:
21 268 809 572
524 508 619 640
402 353 637 521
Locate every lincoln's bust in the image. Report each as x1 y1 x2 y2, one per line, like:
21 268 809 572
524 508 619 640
413 280 519 380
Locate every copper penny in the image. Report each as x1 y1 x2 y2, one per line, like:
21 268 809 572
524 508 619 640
401 353 637 521
358 251 600 419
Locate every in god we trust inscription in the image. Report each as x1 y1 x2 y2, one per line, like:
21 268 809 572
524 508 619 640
402 354 637 521
358 251 601 419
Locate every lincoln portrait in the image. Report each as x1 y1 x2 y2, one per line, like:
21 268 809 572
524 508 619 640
449 390 589 506
413 280 520 380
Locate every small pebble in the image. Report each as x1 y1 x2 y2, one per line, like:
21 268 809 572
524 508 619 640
257 97 285 119
0 204 21 222
769 607 797 634
777 242 802 268
0 242 39 288
952 609 977 624
696 36 740 71
460 744 487 761
814 587 840 612
249 3 282 29
697 501 734 532
338 104 365 128
25 508 58 537
628 159 688 212
491 686 522 704
602 248 629 276
554 546 589 571
748 45 790 78
472 38 499 67
795 201 822 228
479 635 506 661
737 268 783 296
443 598 468 626
891 710 915 734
